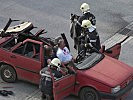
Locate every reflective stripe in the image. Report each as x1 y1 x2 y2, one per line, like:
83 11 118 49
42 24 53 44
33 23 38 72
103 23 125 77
77 21 81 26
45 77 52 81
89 43 93 47
90 40 96 42
96 34 99 36
40 73 51 78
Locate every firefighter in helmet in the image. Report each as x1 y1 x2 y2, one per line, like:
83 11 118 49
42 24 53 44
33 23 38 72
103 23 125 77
75 3 96 37
78 19 101 53
39 58 63 100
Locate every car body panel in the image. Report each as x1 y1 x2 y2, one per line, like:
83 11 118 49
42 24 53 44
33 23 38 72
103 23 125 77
103 43 121 59
75 70 111 93
53 74 75 100
3 22 33 33
0 39 44 84
9 53 41 84
0 18 33 37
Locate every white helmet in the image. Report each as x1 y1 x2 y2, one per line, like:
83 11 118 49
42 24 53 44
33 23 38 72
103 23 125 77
81 20 92 28
80 3 90 13
50 58 61 68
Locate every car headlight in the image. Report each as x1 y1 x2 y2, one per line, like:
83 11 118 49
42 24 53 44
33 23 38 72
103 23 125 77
111 85 121 94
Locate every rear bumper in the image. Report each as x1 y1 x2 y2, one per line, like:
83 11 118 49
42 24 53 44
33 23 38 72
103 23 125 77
99 81 133 99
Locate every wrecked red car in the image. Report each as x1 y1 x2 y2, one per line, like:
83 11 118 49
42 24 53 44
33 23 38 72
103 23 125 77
0 19 133 100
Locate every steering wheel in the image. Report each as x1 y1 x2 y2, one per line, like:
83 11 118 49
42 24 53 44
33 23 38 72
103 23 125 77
75 50 86 63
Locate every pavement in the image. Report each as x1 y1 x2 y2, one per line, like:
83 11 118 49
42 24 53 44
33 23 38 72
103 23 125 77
0 0 133 100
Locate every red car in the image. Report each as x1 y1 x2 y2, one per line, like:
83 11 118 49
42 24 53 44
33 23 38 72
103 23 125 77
0 21 133 100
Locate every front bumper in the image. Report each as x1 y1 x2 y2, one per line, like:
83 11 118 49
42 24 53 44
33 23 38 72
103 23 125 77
99 81 133 99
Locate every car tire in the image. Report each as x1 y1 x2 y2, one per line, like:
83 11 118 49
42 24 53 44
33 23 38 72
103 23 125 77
79 87 100 100
0 65 17 83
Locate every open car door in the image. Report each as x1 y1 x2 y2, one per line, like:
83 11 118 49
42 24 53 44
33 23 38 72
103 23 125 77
52 74 76 100
61 33 70 50
102 43 121 59
101 33 129 59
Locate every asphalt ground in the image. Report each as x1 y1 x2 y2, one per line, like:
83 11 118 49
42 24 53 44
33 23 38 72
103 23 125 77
0 0 133 100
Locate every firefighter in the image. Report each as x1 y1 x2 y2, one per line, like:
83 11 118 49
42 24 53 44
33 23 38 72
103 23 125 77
78 20 101 53
75 2 96 39
39 58 63 100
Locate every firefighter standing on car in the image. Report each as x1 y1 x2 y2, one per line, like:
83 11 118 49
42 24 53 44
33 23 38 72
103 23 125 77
79 20 101 52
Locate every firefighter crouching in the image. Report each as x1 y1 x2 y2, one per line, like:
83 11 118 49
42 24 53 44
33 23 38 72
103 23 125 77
78 20 101 53
39 58 63 100
82 20 101 50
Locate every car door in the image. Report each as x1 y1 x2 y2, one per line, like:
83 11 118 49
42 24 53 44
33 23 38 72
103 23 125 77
53 74 76 100
10 41 42 84
102 43 121 59
101 34 129 59
61 33 70 50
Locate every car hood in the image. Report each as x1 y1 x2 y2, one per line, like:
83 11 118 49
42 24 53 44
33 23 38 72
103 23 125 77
84 56 133 87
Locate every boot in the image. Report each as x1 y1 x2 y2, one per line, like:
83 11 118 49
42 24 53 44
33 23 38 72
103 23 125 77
41 93 46 100
0 90 8 96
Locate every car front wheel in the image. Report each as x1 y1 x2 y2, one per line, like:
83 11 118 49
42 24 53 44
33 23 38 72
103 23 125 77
0 65 17 83
79 87 100 100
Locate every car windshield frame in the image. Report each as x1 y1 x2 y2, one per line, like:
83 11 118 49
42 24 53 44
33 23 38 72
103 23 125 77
75 52 104 70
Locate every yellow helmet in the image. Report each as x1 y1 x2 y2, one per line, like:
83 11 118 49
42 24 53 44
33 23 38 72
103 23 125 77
80 3 90 13
81 20 92 28
50 58 61 67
